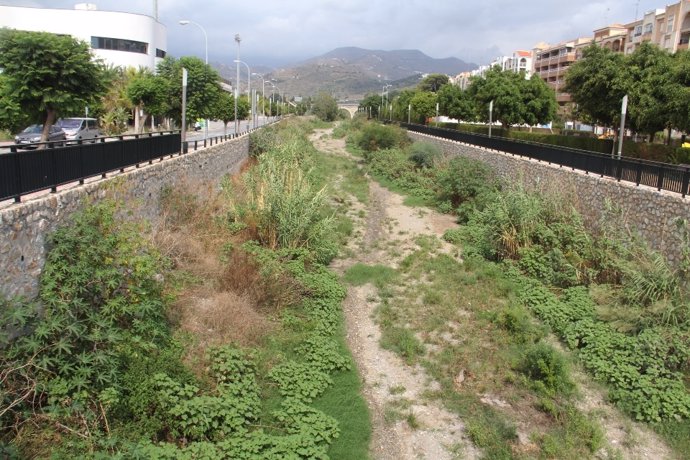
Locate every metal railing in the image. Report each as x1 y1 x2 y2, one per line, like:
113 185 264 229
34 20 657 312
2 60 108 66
1 132 181 203
402 123 690 198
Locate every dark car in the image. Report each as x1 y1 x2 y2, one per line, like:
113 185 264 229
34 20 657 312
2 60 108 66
14 124 66 148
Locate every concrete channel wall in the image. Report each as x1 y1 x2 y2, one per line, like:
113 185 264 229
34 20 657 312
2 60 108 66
0 135 249 300
409 131 690 266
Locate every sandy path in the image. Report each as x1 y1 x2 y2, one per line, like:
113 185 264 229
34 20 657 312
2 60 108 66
312 129 478 460
311 127 674 460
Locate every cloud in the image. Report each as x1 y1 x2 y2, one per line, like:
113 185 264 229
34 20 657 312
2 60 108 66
1 0 670 66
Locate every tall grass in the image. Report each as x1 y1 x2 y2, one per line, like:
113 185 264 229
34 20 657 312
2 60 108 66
226 129 337 263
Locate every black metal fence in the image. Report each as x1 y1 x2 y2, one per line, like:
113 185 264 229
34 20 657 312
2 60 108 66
402 123 690 198
1 132 181 203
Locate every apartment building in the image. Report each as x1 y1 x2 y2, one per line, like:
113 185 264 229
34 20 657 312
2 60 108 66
533 38 591 106
624 1 690 54
453 49 533 90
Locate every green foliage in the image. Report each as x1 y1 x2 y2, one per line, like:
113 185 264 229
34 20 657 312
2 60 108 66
355 123 408 153
155 55 222 127
0 202 170 434
435 156 498 220
343 263 398 289
437 83 476 122
268 362 333 402
467 67 556 128
227 128 338 263
407 142 441 169
418 74 450 92
410 91 438 123
312 92 339 122
126 70 169 119
0 29 105 137
519 343 574 396
519 281 690 422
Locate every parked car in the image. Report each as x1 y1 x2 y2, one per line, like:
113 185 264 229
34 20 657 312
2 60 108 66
56 117 100 142
14 124 66 148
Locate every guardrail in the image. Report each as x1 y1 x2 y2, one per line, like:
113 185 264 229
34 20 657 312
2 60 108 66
1 131 181 203
402 123 690 198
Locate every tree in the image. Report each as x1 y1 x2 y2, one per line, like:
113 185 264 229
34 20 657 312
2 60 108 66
0 29 105 142
393 89 417 122
410 91 437 124
126 69 169 133
626 42 675 141
311 92 339 121
467 67 525 128
437 83 476 121
156 56 222 127
359 93 382 118
565 44 628 128
418 74 450 92
521 75 557 127
212 91 236 135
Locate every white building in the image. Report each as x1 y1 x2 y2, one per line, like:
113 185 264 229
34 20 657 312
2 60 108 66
0 4 167 71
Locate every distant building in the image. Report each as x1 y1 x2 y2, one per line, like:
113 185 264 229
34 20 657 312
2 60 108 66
625 2 690 54
0 4 167 71
533 38 592 108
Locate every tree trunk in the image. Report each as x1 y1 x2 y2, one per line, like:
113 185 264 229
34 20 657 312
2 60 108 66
666 127 672 146
39 108 57 150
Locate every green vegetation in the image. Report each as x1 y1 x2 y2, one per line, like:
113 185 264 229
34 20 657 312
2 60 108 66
0 119 370 458
343 118 690 457
0 28 105 139
311 92 340 122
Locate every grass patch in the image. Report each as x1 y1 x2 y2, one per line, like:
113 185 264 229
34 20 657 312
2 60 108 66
343 263 398 289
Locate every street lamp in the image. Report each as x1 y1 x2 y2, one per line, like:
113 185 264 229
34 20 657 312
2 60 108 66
253 72 266 123
179 20 209 139
234 34 240 134
234 60 251 128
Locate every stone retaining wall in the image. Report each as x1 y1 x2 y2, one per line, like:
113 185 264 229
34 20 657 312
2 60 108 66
0 136 249 300
409 131 690 265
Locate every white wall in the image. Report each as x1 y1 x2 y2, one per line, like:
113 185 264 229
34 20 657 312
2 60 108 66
0 6 167 71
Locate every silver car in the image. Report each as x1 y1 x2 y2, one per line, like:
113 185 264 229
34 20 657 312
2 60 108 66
57 117 100 141
14 124 67 148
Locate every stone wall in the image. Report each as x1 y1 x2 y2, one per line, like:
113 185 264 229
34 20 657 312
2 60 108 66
0 136 249 300
409 131 690 265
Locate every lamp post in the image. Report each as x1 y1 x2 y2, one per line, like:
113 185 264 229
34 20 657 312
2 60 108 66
234 60 251 128
179 20 209 140
234 34 240 134
271 82 282 117
253 72 265 124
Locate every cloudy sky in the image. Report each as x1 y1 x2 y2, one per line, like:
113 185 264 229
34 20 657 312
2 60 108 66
2 0 668 67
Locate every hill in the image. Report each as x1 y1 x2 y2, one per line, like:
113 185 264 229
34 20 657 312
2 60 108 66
261 47 475 101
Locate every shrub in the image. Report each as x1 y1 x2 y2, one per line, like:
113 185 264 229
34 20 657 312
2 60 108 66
519 343 573 396
434 156 499 220
356 123 408 154
407 142 441 169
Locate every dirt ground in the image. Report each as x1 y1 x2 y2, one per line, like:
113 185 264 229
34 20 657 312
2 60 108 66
310 127 674 460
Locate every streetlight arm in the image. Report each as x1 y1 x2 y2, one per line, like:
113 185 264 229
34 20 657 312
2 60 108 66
179 20 208 64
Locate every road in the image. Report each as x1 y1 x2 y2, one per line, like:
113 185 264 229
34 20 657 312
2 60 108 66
0 116 277 153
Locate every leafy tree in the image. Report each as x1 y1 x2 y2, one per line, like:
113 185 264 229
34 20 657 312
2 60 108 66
0 29 105 141
437 83 476 121
359 93 382 118
626 43 675 141
393 89 417 122
467 67 525 128
126 69 169 133
418 73 450 92
156 56 222 127
670 50 690 134
311 92 339 121
521 75 557 126
97 66 134 135
410 91 438 124
565 45 628 128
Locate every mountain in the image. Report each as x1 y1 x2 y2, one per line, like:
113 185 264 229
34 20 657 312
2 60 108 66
257 47 475 101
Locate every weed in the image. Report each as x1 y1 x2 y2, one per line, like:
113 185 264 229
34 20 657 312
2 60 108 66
343 263 398 289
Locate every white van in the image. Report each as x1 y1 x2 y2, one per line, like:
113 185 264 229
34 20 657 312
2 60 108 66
57 117 100 141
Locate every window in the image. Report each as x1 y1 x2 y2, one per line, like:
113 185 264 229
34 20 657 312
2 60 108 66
668 15 675 33
156 48 166 58
644 23 653 34
91 36 148 54
634 25 642 36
